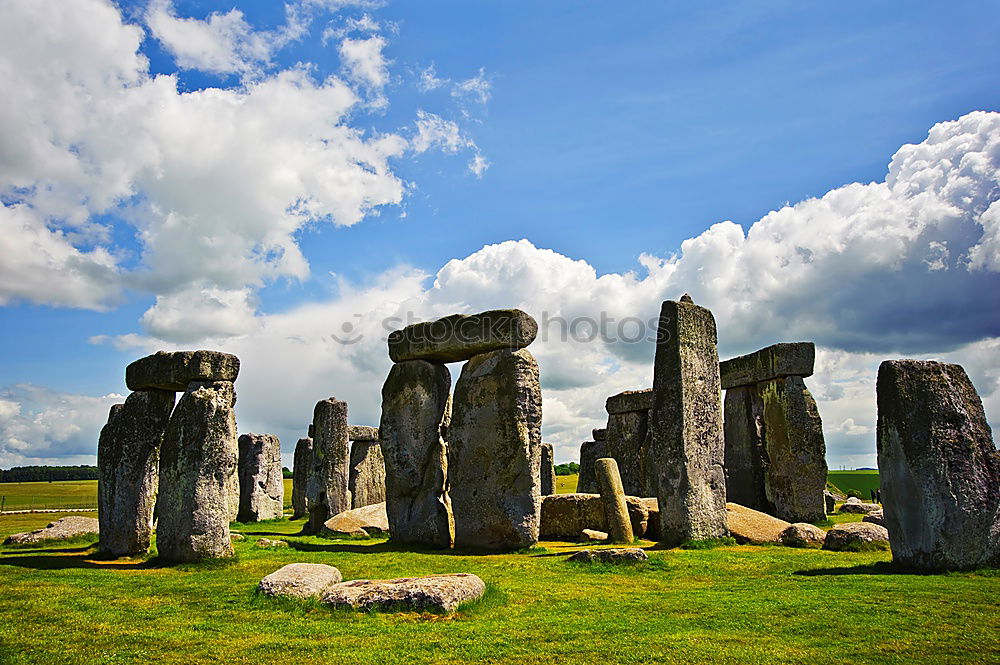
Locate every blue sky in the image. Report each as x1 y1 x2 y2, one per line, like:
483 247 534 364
1 0 999 470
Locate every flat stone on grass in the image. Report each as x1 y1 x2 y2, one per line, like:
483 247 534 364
259 563 343 599
823 522 890 552
4 516 100 545
567 548 649 564
780 523 827 548
321 573 486 613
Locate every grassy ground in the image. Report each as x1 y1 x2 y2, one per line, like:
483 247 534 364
828 471 881 498
0 511 997 665
555 474 577 493
0 481 99 511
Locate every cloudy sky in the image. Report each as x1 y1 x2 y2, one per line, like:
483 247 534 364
1 0 998 471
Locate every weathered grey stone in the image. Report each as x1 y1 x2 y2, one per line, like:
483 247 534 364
307 423 315 439
595 458 634 544
321 574 485 613
725 502 790 544
98 389 175 556
237 433 284 522
305 398 351 534
567 548 649 564
719 342 815 390
540 443 556 496
322 502 389 537
348 425 379 441
581 529 608 542
349 439 386 509
291 437 312 520
863 512 886 527
642 497 661 541
822 522 890 552
379 360 453 548
606 389 653 415
605 408 652 497
723 385 770 513
4 516 100 545
577 440 606 494
539 493 650 540
824 490 836 515
125 350 240 392
387 309 538 363
156 381 237 561
780 523 827 548
838 497 882 515
230 532 246 541
592 428 607 441
649 298 728 546
256 538 289 548
450 348 541 550
876 360 1000 570
258 563 343 599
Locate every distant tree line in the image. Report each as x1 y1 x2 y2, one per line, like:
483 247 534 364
554 462 579 476
0 465 99 483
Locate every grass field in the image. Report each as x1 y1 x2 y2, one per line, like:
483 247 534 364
0 511 997 664
827 471 881 498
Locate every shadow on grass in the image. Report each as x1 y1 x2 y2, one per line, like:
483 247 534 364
1 549 241 572
795 562 937 576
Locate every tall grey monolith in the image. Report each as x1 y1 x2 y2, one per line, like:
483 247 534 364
237 433 284 522
292 436 312 519
305 397 351 534
540 443 556 496
349 426 385 509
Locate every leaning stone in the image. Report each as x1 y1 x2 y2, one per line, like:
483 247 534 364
322 502 389 537
605 408 652 497
580 529 608 542
606 389 654 415
725 503 790 544
321 574 486 613
256 538 289 548
838 497 882 515
348 425 379 442
349 439 386 509
723 385 769 512
649 298 728 545
577 440 606 494
719 342 815 390
258 563 343 600
3 517 100 545
305 398 351 534
876 359 1000 570
291 437 313 520
379 360 453 548
156 381 237 562
567 548 649 564
387 309 538 363
540 443 556 496
125 350 240 392
450 348 542 550
780 523 827 548
98 389 175 556
595 458 634 544
237 433 284 522
822 522 890 552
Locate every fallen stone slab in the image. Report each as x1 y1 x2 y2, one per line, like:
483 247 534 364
3 516 100 545
581 529 608 542
719 342 815 390
822 522 890 552
256 538 289 548
567 548 649 564
348 425 379 441
322 502 389 537
838 497 882 514
780 523 827 548
388 309 538 363
725 503 791 544
321 573 486 613
606 389 653 415
126 350 240 392
259 563 343 599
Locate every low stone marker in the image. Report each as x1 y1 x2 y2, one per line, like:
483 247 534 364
4 516 100 545
237 433 284 522
567 548 649 564
595 458 634 544
305 397 351 534
779 523 827 548
387 309 537 363
877 359 1000 570
540 443 556 496
576 439 606 494
291 436 312 519
258 563 343 599
321 573 486 613
255 538 288 548
822 522 890 552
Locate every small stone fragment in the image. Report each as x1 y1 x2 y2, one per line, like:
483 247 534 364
580 529 608 542
567 548 649 563
255 538 289 548
779 523 827 548
259 563 343 599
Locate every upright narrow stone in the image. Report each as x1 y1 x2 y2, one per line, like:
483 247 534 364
305 398 351 534
723 385 770 512
349 439 386 509
98 389 175 556
595 458 634 544
577 439 606 493
379 360 453 548
649 297 728 546
450 348 542 550
156 381 238 561
291 437 312 519
605 390 653 497
237 433 284 522
540 443 556 496
877 360 1000 570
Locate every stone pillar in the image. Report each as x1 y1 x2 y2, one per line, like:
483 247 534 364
877 360 1000 570
237 433 284 522
450 348 542 550
649 296 728 546
605 389 653 497
291 436 312 519
305 398 350 534
156 381 238 561
540 443 556 496
379 360 453 548
98 389 175 557
722 386 768 511
595 457 634 544
577 439 606 494
349 426 385 509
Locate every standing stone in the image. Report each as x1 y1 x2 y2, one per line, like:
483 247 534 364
577 440 606 494
450 348 542 550
292 437 312 520
349 438 386 509
237 433 284 522
605 389 653 497
649 297 728 546
723 386 769 512
540 443 556 496
156 381 238 561
876 360 1000 570
305 398 351 534
98 389 175 556
595 458 634 544
379 360 453 548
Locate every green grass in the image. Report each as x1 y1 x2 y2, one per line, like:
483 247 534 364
1 511 998 664
827 471 881 498
555 474 577 494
